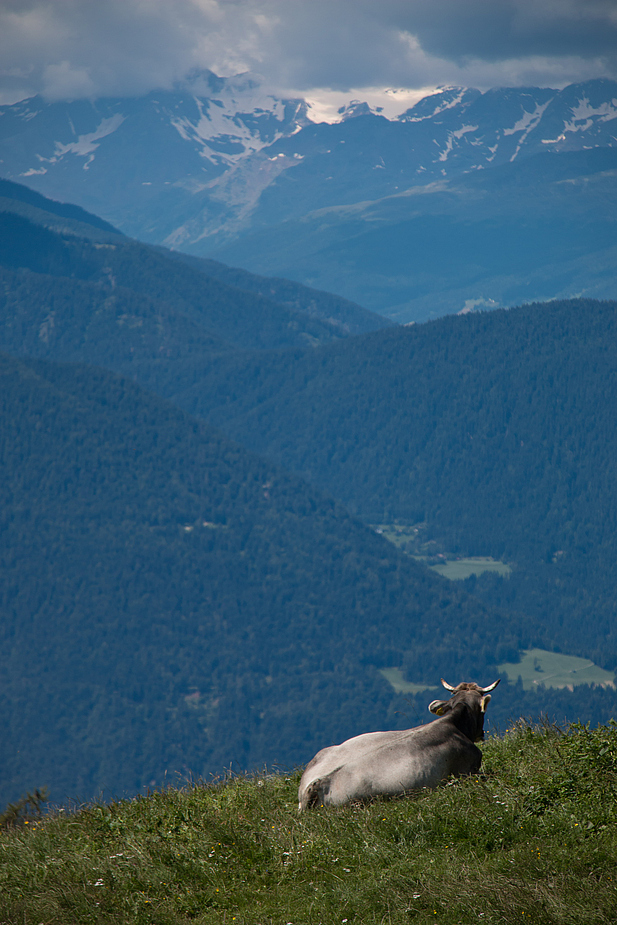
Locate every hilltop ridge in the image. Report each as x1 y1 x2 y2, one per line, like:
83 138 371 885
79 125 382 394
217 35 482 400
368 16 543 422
2 721 617 923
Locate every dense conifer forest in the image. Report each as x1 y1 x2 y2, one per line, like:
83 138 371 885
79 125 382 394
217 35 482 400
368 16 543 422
175 298 617 673
2 182 617 805
2 351 536 805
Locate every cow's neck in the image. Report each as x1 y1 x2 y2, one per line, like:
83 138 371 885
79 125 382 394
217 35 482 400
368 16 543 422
448 701 483 742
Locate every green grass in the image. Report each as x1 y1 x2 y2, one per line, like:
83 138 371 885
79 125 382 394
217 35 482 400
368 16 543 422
429 557 512 580
379 667 439 694
499 648 616 691
2 722 617 923
372 523 423 549
371 525 511 580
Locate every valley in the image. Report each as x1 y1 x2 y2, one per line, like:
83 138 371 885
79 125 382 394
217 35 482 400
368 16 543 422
372 523 512 577
1 151 617 806
498 649 616 692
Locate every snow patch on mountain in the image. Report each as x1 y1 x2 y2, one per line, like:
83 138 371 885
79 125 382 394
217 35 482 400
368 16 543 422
163 73 309 166
53 114 125 160
503 101 552 136
438 124 479 161
169 93 303 166
2 74 617 253
400 87 471 122
569 96 617 124
563 96 617 135
504 100 553 161
303 86 439 123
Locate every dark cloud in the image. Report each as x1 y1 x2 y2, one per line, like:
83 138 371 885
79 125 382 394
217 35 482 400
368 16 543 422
376 0 617 63
0 0 615 105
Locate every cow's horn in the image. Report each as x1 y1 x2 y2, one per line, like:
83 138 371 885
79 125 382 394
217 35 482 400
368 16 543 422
481 679 501 693
440 679 458 692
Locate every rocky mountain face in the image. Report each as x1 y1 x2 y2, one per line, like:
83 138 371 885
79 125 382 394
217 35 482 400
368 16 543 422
0 70 310 241
2 74 617 319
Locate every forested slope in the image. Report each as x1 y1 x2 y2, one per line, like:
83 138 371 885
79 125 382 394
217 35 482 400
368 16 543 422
1 351 530 806
171 298 617 671
0 176 122 238
168 251 393 336
0 179 388 340
0 211 348 354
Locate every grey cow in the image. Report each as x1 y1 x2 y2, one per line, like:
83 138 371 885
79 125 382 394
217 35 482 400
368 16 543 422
298 679 500 809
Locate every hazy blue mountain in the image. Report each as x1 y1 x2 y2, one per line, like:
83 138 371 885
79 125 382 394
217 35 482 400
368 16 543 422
0 71 311 242
3 77 616 245
213 145 617 322
2 76 616 319
0 181 388 340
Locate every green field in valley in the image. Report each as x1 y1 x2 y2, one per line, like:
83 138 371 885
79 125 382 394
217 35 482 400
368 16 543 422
381 649 616 698
429 557 512 580
378 668 438 694
371 526 511 580
499 648 616 691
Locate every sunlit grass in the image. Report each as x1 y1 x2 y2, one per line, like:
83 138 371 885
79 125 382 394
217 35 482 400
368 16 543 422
2 722 617 923
430 557 511 580
499 648 616 691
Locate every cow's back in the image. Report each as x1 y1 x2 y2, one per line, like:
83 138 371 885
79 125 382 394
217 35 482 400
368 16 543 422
298 719 482 808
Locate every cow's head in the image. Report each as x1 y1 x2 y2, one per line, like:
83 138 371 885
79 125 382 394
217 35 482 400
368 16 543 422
428 679 500 741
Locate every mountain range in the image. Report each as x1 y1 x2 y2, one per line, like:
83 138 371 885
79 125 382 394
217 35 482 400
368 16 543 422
2 74 616 320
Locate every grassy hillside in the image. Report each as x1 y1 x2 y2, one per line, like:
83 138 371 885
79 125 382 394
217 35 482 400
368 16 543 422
2 721 617 924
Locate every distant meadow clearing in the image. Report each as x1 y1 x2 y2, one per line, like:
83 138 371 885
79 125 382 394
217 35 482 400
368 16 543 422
498 649 616 692
381 649 615 697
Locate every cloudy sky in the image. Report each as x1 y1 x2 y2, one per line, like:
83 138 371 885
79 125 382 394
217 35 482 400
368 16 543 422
1 0 616 108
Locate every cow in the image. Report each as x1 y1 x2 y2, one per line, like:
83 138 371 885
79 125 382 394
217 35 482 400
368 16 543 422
298 678 500 809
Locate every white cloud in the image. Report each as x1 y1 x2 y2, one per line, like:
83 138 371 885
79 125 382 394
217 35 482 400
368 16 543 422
42 60 95 100
0 0 615 106
303 87 442 124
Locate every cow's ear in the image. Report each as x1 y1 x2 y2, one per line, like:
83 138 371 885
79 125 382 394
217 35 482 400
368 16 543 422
480 695 492 713
429 699 448 715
